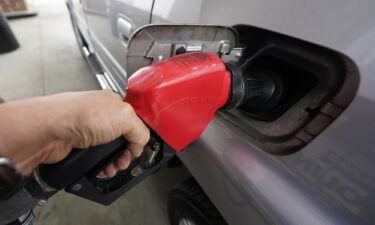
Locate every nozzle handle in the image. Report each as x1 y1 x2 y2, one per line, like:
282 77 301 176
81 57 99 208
35 135 175 205
38 137 127 190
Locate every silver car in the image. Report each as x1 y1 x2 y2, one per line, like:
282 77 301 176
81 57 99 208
66 0 374 225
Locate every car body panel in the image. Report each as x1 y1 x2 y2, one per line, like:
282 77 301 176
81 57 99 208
80 0 154 92
67 0 375 224
68 0 89 40
153 1 375 225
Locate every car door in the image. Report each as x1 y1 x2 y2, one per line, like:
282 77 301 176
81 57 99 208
83 0 154 94
69 0 89 39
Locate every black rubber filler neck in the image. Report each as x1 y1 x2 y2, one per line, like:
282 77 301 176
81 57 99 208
222 64 284 111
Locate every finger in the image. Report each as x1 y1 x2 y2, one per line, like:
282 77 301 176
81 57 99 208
14 151 47 175
124 125 149 157
122 108 150 157
97 171 106 177
98 150 131 177
104 163 117 177
15 159 37 176
114 150 131 170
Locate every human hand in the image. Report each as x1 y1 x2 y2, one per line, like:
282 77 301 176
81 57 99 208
0 90 150 177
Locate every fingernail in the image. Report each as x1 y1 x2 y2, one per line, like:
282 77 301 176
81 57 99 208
96 171 107 178
109 170 118 177
136 149 143 157
127 149 141 158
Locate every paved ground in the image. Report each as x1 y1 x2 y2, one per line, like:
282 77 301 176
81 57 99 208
0 0 189 224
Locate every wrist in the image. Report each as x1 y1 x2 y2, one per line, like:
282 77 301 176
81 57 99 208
0 97 67 161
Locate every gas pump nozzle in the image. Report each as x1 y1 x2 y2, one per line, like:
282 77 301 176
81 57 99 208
33 52 235 204
3 52 284 223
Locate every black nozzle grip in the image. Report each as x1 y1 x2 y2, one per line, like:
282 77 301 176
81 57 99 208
38 137 127 190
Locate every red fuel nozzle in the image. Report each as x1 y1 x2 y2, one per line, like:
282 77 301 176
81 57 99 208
125 52 284 151
125 52 231 151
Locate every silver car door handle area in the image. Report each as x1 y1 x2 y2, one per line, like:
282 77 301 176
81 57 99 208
117 16 134 45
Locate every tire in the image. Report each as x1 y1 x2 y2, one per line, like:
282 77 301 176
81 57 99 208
168 178 228 225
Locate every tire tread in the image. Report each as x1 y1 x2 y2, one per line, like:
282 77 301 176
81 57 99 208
168 178 228 225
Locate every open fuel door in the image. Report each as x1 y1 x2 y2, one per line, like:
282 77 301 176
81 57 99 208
125 24 243 76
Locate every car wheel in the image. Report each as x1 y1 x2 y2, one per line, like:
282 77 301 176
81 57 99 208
168 178 228 225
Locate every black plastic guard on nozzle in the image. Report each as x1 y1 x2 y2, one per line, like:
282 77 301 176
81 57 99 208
38 137 128 190
37 135 175 205
64 144 175 205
